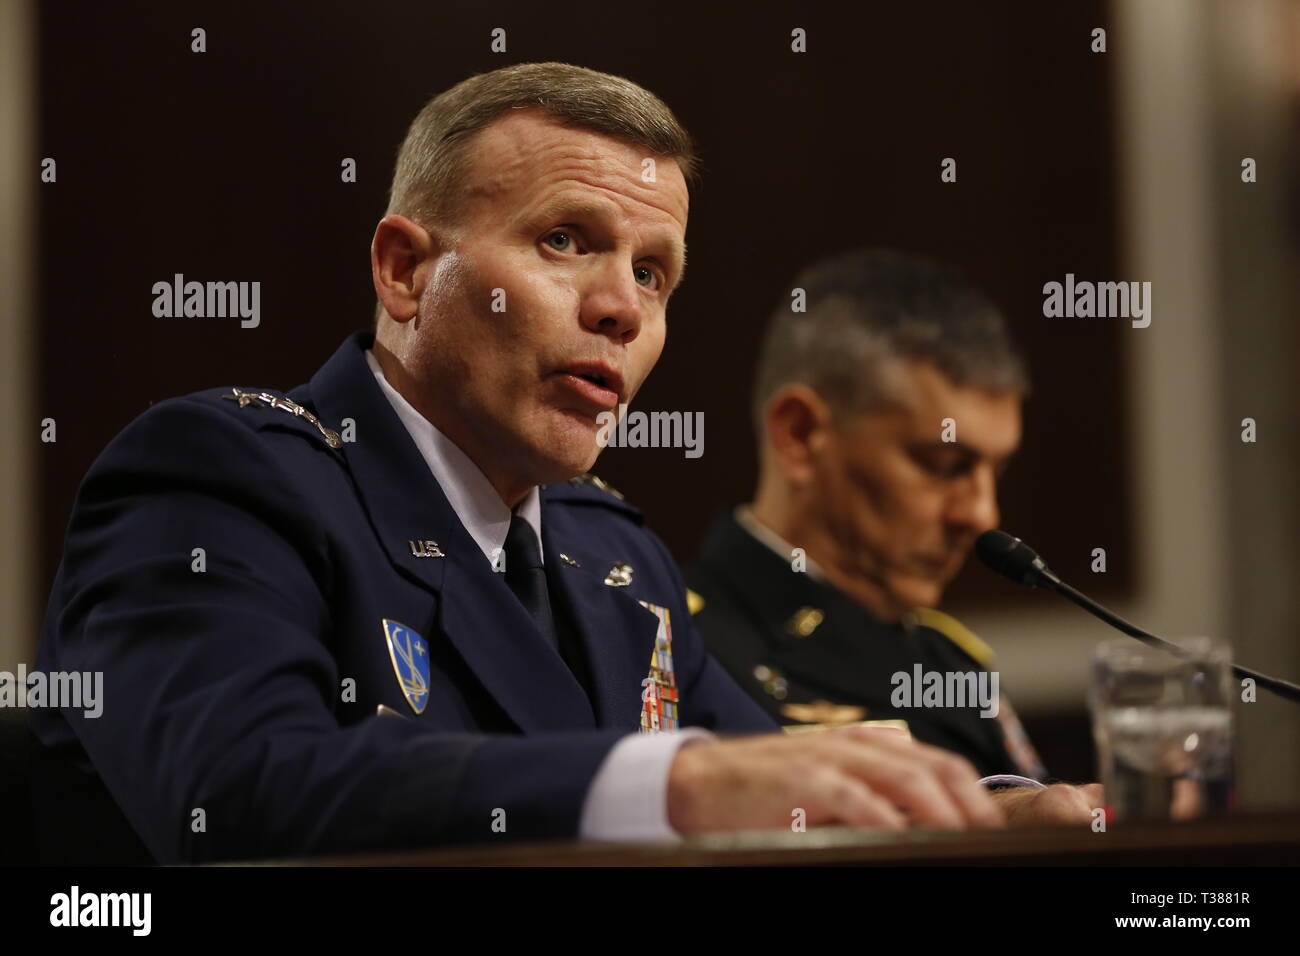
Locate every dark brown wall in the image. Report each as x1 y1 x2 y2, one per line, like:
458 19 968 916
35 0 1128 649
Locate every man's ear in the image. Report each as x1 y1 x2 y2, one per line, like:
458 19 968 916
370 214 444 324
763 384 833 488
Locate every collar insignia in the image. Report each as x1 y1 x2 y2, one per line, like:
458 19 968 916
408 539 444 558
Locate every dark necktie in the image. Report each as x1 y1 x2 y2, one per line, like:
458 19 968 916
503 513 558 650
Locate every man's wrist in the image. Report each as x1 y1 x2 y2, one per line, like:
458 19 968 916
579 729 716 842
666 732 719 834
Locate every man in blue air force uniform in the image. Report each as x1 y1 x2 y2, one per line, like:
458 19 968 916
30 65 1007 864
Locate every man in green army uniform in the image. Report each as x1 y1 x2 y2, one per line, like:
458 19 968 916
688 250 1095 817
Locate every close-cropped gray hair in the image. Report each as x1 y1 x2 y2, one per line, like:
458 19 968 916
386 61 699 229
751 249 1029 431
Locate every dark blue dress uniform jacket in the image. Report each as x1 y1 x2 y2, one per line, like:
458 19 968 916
687 511 1030 779
30 331 776 864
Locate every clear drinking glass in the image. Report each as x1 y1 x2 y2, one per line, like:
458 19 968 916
1089 637 1234 823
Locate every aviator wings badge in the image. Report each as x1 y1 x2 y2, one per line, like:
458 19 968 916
382 619 430 715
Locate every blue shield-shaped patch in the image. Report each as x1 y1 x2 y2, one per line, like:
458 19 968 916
382 619 430 714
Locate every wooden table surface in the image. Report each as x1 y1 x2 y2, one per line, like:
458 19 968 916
265 811 1300 867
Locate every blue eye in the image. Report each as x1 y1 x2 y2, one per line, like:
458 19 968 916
634 265 656 288
545 231 572 251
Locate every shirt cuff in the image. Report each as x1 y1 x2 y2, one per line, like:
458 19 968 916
979 774 1047 790
579 729 716 842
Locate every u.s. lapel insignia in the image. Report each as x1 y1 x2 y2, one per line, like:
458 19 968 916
408 539 444 558
604 561 634 587
382 619 430 714
221 387 343 448
636 602 678 733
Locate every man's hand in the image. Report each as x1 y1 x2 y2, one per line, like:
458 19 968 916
666 726 1006 834
989 783 1104 826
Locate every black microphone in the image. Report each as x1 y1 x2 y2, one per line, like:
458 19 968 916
974 529 1063 590
975 529 1300 704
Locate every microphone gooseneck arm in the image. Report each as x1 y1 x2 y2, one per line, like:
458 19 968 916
975 530 1300 704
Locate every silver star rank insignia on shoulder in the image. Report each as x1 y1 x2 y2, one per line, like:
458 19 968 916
222 387 343 448
568 472 625 500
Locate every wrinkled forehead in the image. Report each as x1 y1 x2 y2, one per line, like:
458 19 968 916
459 110 690 228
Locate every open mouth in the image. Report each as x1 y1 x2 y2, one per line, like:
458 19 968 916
556 362 624 406
552 367 622 412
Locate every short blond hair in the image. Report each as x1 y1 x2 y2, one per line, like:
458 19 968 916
385 61 699 228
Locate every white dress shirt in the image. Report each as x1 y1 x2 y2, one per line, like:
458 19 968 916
364 349 710 841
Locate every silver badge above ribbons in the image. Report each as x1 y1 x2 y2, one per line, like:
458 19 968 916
604 561 634 587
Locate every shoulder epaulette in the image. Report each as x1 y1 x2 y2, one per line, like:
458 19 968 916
911 607 996 670
215 387 343 449
567 472 625 499
543 473 643 521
